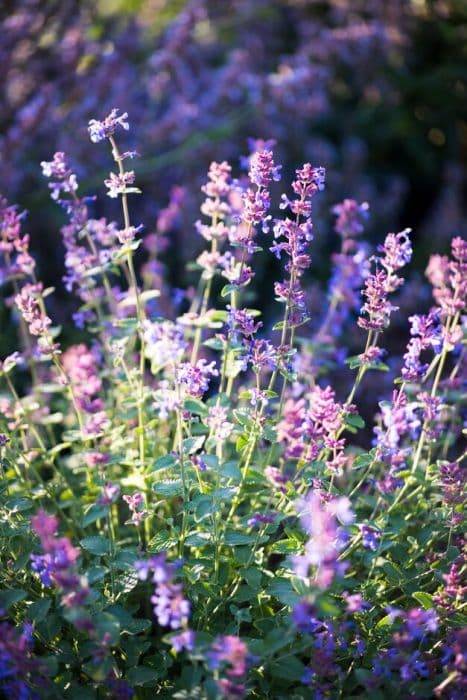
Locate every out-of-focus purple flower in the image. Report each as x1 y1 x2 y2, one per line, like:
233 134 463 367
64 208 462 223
205 405 234 440
170 629 195 653
30 510 90 619
360 525 382 551
264 465 289 493
88 108 129 143
247 512 276 527
0 621 48 698
135 553 189 630
292 600 322 634
332 199 369 238
98 483 121 506
292 490 352 589
151 581 190 629
207 635 249 678
143 320 187 369
342 592 368 613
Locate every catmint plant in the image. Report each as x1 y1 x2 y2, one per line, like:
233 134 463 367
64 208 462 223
0 111 465 700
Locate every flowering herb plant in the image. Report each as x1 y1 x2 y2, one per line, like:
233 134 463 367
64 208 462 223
0 110 465 699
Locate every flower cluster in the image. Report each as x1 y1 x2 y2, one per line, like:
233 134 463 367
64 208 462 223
207 635 250 699
359 229 412 331
292 489 354 589
135 554 191 632
30 511 90 625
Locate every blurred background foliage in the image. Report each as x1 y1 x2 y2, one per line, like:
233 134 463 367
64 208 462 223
1 0 466 329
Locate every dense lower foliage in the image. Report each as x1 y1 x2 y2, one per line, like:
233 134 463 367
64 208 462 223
0 111 465 699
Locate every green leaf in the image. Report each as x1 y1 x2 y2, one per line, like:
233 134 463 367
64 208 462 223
183 435 206 454
88 566 108 584
153 480 184 497
270 655 306 681
126 666 160 685
4 497 33 512
345 413 365 429
412 592 435 609
270 539 300 554
80 536 110 556
27 598 51 622
82 504 109 528
94 612 120 645
148 453 178 473
148 530 178 553
0 589 27 610
105 604 152 635
381 560 405 585
183 398 208 416
224 531 256 546
267 578 300 606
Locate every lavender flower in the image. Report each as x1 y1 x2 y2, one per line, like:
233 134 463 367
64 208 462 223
30 510 90 615
359 229 412 331
88 108 129 143
176 359 218 397
135 553 190 630
123 492 147 525
360 525 382 551
292 490 353 589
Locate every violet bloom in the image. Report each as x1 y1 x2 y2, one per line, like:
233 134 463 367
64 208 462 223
88 108 129 143
359 229 412 331
151 581 190 629
292 490 353 589
142 320 187 370
135 553 190 630
30 510 89 615
332 199 369 238
104 170 135 199
360 525 382 551
123 492 147 525
247 512 276 527
207 635 249 678
98 483 121 506
205 405 234 440
170 629 195 653
0 621 48 698
177 359 218 397
292 600 322 634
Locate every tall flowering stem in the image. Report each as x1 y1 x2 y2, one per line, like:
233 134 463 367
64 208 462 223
89 111 147 479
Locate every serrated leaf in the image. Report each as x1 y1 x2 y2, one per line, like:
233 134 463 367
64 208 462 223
80 536 109 556
153 480 184 497
224 532 256 546
148 453 178 473
183 398 208 416
270 655 305 681
0 589 27 610
126 666 159 685
267 578 300 606
27 598 52 622
82 504 109 528
183 436 206 454
105 604 152 635
412 592 435 609
148 530 178 553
